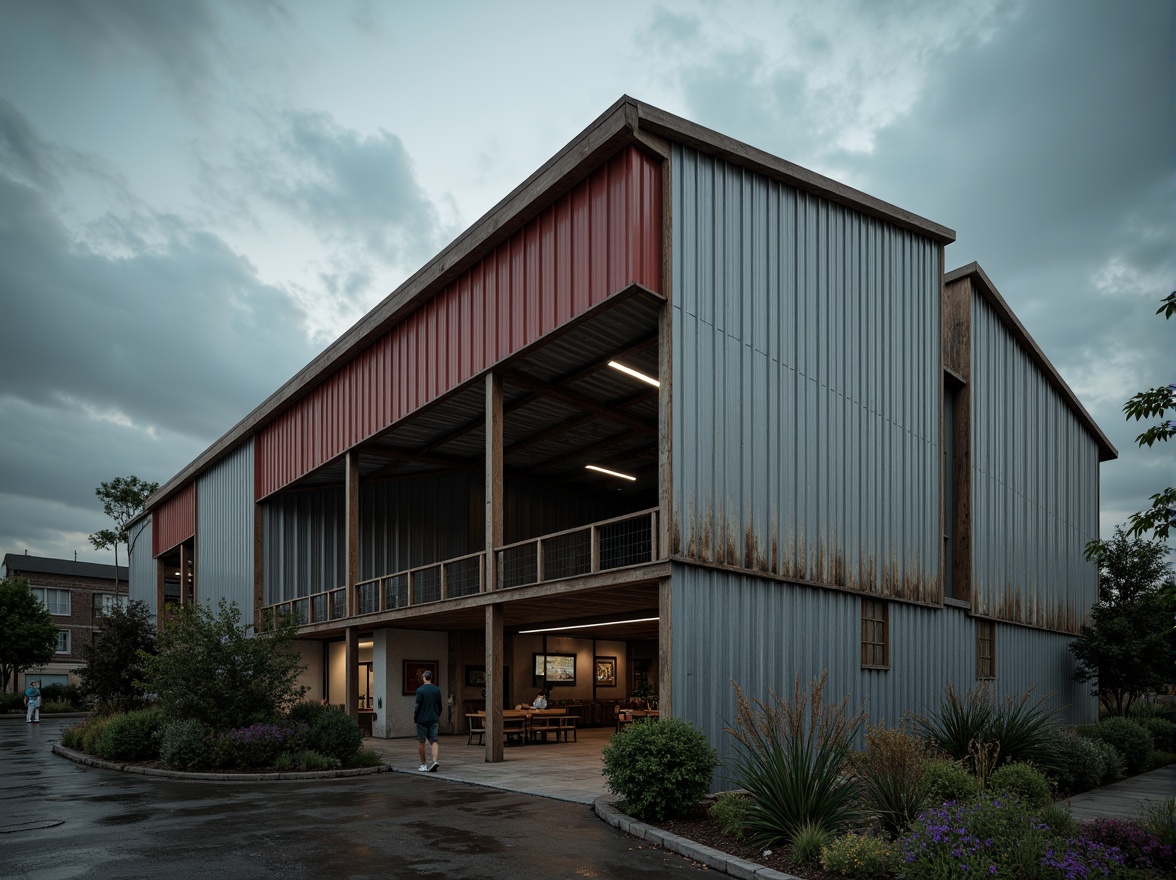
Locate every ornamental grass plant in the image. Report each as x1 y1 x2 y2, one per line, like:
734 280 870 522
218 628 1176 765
853 723 940 837
726 671 865 848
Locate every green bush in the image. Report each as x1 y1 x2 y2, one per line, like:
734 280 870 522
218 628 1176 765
81 715 114 755
1084 735 1125 785
307 709 363 762
41 701 74 714
602 716 718 823
1131 716 1173 752
287 700 333 725
820 833 899 879
39 682 84 707
708 793 751 839
921 759 978 806
347 748 384 768
726 674 864 847
910 684 1061 774
159 718 211 770
60 718 92 750
987 761 1052 808
96 708 163 762
1046 728 1106 794
274 749 339 772
790 820 830 865
210 721 307 769
853 724 939 837
1087 716 1153 774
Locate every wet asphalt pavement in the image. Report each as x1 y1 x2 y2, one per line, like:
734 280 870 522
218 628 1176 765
0 719 705 880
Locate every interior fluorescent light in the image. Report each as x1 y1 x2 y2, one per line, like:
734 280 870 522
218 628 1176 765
608 361 659 387
358 640 374 649
586 464 636 481
519 616 660 634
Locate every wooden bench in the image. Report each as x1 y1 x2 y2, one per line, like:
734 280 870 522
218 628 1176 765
466 712 529 746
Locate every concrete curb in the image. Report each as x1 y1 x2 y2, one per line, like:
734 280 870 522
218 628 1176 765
52 742 391 781
593 796 806 880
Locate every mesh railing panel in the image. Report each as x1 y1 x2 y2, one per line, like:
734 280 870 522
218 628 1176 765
541 529 592 580
357 582 378 615
330 590 346 620
444 557 482 598
293 598 309 626
311 594 328 622
598 515 653 570
384 574 408 610
413 566 442 604
499 544 538 589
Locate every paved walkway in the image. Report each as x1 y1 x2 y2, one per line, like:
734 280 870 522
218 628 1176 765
1064 764 1175 822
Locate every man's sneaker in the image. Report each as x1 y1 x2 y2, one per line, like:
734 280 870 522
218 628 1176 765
428 761 439 772
418 764 429 772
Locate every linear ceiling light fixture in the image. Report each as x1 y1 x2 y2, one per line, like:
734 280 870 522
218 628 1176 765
607 360 660 387
518 616 660 634
585 464 636 481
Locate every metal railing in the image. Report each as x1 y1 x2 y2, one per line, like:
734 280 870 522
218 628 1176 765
257 508 659 629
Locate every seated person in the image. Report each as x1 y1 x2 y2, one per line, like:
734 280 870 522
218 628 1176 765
531 690 548 710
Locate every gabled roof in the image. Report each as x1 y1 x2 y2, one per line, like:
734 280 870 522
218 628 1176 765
945 262 1117 462
137 96 957 520
3 552 128 581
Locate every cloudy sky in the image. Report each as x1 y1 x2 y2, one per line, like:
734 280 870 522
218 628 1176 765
0 0 1171 566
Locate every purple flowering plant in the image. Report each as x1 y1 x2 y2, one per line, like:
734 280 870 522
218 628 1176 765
1079 818 1173 872
212 721 309 769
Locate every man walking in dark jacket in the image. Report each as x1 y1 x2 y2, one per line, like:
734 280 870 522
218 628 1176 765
413 669 443 772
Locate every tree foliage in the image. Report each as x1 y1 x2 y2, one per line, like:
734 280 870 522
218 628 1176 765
0 577 58 691
141 599 307 731
1071 526 1174 716
89 475 159 589
79 599 157 713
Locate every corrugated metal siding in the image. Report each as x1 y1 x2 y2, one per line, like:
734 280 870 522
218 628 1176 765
127 517 155 616
263 489 345 604
196 440 255 614
256 146 663 498
970 294 1099 632
670 566 1093 790
152 482 196 556
671 146 942 602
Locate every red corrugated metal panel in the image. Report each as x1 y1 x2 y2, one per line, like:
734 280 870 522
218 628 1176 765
256 145 663 498
152 482 196 556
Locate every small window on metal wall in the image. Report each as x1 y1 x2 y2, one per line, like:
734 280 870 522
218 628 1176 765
977 620 995 680
861 598 889 670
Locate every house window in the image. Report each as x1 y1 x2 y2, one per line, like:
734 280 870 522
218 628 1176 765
977 620 995 679
56 629 71 654
861 598 889 669
32 587 71 616
94 593 128 615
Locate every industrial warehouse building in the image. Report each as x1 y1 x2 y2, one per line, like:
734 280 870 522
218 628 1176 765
126 97 1115 771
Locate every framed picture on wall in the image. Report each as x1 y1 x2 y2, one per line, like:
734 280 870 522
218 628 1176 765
532 652 576 685
594 656 617 688
465 665 486 687
403 660 439 695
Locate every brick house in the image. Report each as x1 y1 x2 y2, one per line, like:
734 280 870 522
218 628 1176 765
2 553 129 691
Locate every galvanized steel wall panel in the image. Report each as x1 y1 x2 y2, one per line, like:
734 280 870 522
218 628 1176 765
671 146 942 602
127 517 155 616
263 489 345 604
196 440 255 614
152 482 196 557
970 294 1099 632
670 566 1092 789
256 146 663 498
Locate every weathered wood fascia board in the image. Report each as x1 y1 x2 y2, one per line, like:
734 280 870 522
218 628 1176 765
630 98 957 245
946 262 1118 462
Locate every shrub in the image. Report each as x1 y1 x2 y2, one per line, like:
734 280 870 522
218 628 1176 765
79 600 157 714
853 723 939 837
920 759 978 807
1087 716 1153 774
61 717 98 750
1080 817 1174 872
602 716 718 823
1038 801 1079 839
287 700 333 726
159 718 211 770
40 682 84 707
821 832 899 879
1139 797 1175 849
726 672 864 847
41 701 74 714
210 722 307 770
1045 727 1105 794
274 750 339 772
987 761 1052 808
708 793 751 839
790 820 830 866
1131 716 1173 752
346 748 384 769
909 684 1062 775
96 708 163 762
306 708 363 762
81 714 114 755
0 691 25 713
1083 736 1125 785
899 795 1126 880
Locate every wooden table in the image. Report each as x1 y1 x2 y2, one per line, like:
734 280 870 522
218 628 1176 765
466 709 576 745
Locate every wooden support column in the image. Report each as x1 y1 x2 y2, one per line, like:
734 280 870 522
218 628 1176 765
345 449 360 613
345 625 360 720
484 603 504 762
485 373 503 592
658 576 672 718
253 502 264 629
